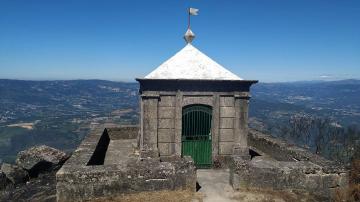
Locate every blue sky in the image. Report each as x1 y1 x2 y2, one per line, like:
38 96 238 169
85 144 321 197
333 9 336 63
0 0 359 82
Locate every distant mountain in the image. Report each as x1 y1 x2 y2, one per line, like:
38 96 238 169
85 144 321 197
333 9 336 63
0 79 139 163
0 79 359 163
0 79 139 123
275 79 360 85
0 79 138 106
249 79 360 163
250 79 360 126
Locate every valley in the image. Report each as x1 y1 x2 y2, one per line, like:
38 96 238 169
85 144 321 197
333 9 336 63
0 79 359 164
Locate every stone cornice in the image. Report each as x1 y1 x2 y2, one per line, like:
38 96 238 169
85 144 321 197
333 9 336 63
234 92 251 99
136 79 258 93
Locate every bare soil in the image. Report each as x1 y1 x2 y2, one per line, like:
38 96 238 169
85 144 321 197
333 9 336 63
89 190 202 202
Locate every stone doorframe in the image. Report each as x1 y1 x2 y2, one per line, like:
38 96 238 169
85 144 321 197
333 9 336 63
140 91 251 160
174 92 220 161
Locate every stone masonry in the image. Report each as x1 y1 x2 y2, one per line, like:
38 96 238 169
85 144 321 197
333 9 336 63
229 129 349 200
56 126 196 202
137 79 257 166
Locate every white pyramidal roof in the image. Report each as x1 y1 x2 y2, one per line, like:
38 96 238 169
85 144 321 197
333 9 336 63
144 43 243 80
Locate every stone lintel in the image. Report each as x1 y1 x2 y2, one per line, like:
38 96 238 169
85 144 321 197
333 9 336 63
141 93 160 99
234 92 251 99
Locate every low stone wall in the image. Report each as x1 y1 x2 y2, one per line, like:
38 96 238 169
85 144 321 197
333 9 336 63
248 129 341 168
56 126 196 202
230 129 349 200
107 126 139 140
230 156 348 198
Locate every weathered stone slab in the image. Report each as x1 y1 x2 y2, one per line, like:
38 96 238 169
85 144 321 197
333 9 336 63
220 96 234 107
158 143 176 156
158 107 175 118
158 96 176 107
104 139 137 165
140 148 159 159
158 128 175 143
220 107 235 118
1 163 29 185
220 117 234 129
174 92 183 156
107 126 139 140
219 129 234 142
174 128 182 155
183 96 213 106
158 118 175 129
229 156 349 200
142 98 158 149
219 142 234 155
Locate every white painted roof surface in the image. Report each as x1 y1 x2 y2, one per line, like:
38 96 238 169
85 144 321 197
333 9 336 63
144 44 243 80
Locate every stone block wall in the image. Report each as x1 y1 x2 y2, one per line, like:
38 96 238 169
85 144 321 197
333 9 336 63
219 96 235 155
248 129 340 167
56 126 196 202
230 129 349 200
140 91 251 162
230 156 348 200
157 95 176 156
107 126 139 140
137 78 257 166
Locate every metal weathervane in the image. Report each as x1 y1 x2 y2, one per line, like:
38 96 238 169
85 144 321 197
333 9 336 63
188 7 199 29
184 7 199 44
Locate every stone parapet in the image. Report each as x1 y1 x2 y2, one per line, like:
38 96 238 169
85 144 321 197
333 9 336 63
248 129 346 172
230 129 349 200
56 126 196 202
229 156 348 200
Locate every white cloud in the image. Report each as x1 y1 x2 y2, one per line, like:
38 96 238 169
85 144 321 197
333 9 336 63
319 75 333 79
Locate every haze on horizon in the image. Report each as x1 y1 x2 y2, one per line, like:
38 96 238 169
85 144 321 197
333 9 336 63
0 0 359 82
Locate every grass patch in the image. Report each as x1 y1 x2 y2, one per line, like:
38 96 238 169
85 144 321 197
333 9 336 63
88 190 201 202
231 188 320 202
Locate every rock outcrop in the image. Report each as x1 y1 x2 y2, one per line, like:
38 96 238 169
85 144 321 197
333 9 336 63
0 171 9 190
0 163 29 185
16 145 69 177
0 145 69 202
0 170 57 202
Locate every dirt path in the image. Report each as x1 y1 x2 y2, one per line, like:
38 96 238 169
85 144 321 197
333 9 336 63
196 169 308 202
196 169 238 202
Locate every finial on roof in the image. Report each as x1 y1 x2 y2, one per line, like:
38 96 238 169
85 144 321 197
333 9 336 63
184 28 195 43
184 8 199 43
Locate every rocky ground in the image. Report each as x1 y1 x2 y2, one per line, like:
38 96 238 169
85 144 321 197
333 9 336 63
196 169 320 202
0 145 69 202
89 190 200 202
0 171 57 202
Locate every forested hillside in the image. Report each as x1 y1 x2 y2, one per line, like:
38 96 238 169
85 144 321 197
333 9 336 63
0 79 359 164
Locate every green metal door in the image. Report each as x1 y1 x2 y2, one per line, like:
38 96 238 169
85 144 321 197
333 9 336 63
181 105 212 168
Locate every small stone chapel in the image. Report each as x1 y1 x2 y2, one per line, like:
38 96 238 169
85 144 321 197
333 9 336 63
136 26 258 168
